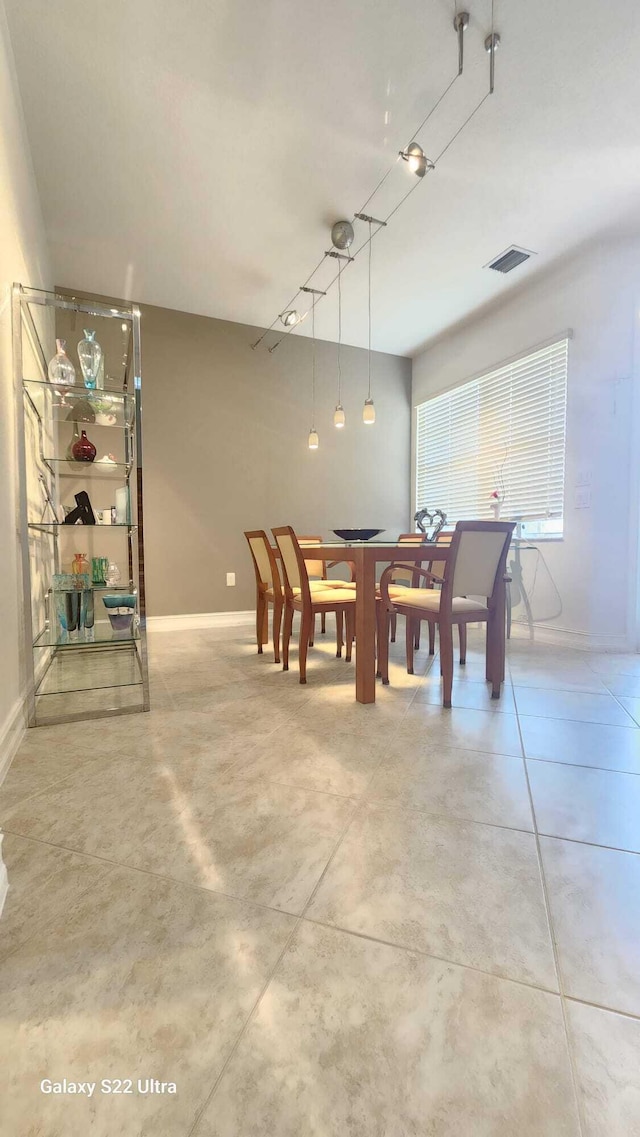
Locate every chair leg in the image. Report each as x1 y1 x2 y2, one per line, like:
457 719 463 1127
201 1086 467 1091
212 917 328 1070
282 603 293 671
262 598 269 648
414 623 421 651
377 604 390 684
299 608 312 684
336 610 344 658
321 612 326 634
272 595 283 664
345 607 354 662
439 619 454 708
428 622 435 656
405 615 415 675
309 613 315 648
390 611 397 643
458 623 467 665
256 592 265 654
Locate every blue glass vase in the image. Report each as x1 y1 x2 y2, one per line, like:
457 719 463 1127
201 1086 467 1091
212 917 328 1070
77 329 103 390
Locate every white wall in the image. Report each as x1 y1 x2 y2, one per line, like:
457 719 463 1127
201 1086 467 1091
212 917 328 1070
412 237 640 650
0 0 50 770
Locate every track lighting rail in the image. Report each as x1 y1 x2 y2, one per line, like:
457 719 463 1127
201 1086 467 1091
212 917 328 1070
255 5 501 353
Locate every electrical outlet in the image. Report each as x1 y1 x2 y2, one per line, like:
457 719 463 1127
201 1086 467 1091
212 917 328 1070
574 487 591 509
226 572 236 587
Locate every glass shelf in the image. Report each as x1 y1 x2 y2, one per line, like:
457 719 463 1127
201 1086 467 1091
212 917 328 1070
34 621 141 648
23 380 134 425
23 378 132 399
43 459 132 479
34 682 145 724
28 522 133 530
36 649 143 695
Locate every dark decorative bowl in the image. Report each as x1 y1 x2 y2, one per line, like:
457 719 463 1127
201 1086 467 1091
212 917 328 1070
333 528 384 542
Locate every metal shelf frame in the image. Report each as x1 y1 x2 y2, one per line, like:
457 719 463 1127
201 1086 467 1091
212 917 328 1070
13 283 150 727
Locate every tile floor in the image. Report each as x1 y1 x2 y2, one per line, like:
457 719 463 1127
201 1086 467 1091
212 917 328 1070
1 622 640 1136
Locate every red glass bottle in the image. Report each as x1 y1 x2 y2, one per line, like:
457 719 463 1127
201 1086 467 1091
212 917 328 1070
71 429 97 463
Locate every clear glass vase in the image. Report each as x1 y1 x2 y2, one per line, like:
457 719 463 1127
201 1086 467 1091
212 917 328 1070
77 329 103 389
47 339 76 385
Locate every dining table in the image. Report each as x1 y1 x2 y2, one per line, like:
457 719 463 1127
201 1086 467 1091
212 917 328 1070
295 538 505 705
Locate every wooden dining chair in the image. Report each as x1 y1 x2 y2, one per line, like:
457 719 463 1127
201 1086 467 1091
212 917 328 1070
244 529 284 662
388 534 426 644
298 534 355 640
387 532 457 657
272 526 357 684
378 520 515 706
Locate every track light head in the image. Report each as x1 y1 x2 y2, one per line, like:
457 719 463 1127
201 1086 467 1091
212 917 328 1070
399 142 433 178
280 309 300 328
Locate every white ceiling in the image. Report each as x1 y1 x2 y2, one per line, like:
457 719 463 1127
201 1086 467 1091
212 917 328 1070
6 0 640 356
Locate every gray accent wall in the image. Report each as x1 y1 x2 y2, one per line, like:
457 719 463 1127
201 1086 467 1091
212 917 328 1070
58 300 411 617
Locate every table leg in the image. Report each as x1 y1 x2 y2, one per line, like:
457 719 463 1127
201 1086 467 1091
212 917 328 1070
487 578 507 695
355 549 376 704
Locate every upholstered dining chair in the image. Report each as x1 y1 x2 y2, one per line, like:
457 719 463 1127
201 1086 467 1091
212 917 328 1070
245 529 284 663
388 533 426 644
298 534 355 640
388 532 457 656
272 526 357 684
378 520 515 706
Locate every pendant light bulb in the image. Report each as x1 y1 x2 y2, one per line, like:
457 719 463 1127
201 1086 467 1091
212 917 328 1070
308 429 319 450
334 404 345 429
363 397 376 425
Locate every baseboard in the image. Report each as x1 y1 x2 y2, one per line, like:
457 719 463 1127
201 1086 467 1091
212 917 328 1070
147 610 254 632
510 620 632 653
0 695 26 789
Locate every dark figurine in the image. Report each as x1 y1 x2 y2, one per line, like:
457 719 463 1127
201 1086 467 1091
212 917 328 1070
63 491 96 526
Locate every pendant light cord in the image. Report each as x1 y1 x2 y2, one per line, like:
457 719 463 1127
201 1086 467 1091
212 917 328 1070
367 220 372 399
311 296 316 429
337 264 342 405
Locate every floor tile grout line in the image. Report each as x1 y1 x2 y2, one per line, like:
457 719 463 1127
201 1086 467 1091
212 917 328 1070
533 831 640 858
186 914 304 1137
564 994 640 1022
0 827 305 921
0 854 119 970
525 754 640 777
517 709 640 730
355 799 537 837
298 799 366 921
513 700 587 1137
299 915 564 999
605 687 640 726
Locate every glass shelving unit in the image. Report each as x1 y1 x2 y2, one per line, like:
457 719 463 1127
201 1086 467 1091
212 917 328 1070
13 284 150 726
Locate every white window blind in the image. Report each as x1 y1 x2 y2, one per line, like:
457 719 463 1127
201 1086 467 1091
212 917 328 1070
415 338 568 526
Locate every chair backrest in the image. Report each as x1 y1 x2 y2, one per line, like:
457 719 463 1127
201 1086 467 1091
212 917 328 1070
272 526 310 605
297 535 325 580
244 530 281 594
440 521 515 609
429 530 453 584
392 533 426 586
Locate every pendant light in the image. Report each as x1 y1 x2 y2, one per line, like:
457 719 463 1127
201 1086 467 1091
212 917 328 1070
363 221 376 425
334 263 345 428
308 296 319 449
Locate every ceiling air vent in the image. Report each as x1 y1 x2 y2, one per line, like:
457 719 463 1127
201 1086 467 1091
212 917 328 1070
486 246 535 274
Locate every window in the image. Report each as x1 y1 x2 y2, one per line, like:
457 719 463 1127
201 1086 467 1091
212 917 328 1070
415 338 568 539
